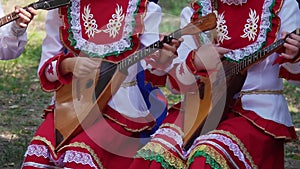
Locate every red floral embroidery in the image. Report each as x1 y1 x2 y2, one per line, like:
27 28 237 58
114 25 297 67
47 63 54 75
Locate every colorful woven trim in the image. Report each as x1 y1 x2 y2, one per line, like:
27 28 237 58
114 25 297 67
212 130 257 169
135 142 186 169
187 144 229 169
30 136 105 169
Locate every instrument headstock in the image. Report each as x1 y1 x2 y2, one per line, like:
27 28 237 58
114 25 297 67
181 13 217 36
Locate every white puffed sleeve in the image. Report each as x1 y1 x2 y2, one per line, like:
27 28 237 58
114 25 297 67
0 3 28 60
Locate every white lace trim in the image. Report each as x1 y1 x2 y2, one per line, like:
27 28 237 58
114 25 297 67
198 0 274 61
188 133 252 169
152 137 186 159
151 128 183 146
64 150 97 169
24 144 49 159
24 145 98 168
220 0 248 6
69 0 139 57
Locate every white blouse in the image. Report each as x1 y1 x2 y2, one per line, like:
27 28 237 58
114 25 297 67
178 0 300 127
0 2 28 60
39 2 162 118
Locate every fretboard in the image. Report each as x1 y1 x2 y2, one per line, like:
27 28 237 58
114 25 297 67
117 29 182 71
0 0 70 28
226 39 285 77
0 11 19 27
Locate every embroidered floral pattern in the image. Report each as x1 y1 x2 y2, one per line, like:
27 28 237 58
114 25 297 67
222 0 274 61
103 4 125 38
82 4 100 38
82 4 125 39
68 0 139 57
196 0 275 61
216 12 231 43
241 9 259 41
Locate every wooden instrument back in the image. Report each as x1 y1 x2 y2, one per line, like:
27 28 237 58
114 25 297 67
54 13 218 150
183 28 300 149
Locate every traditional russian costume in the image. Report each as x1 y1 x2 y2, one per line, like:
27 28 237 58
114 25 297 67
22 1 170 168
182 0 300 168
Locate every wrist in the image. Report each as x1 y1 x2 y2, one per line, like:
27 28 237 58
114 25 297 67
60 57 75 75
291 54 300 63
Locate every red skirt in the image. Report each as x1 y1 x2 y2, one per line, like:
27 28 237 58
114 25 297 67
22 106 154 169
187 100 298 169
129 103 187 169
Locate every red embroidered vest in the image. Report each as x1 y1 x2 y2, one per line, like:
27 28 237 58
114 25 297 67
192 0 284 61
59 0 148 62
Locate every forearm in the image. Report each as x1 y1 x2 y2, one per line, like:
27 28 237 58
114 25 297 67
0 22 27 60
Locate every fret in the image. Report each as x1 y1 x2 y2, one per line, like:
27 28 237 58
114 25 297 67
117 28 185 72
224 29 299 90
234 67 239 75
118 59 123 70
241 61 245 70
262 47 268 55
171 29 182 40
127 57 132 65
236 62 240 72
134 52 139 62
232 67 237 75
242 60 247 71
257 51 263 60
239 60 245 70
0 1 70 27
0 11 19 27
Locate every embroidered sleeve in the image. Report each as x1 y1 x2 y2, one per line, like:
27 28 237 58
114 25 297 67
144 69 167 87
39 52 74 92
166 60 202 94
185 50 210 77
279 62 300 81
273 53 300 65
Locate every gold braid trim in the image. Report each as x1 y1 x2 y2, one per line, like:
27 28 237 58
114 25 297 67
60 142 105 169
159 123 184 137
103 113 154 132
31 137 105 169
120 80 137 87
240 90 283 96
31 136 57 158
212 130 258 169
188 144 229 169
139 142 187 169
